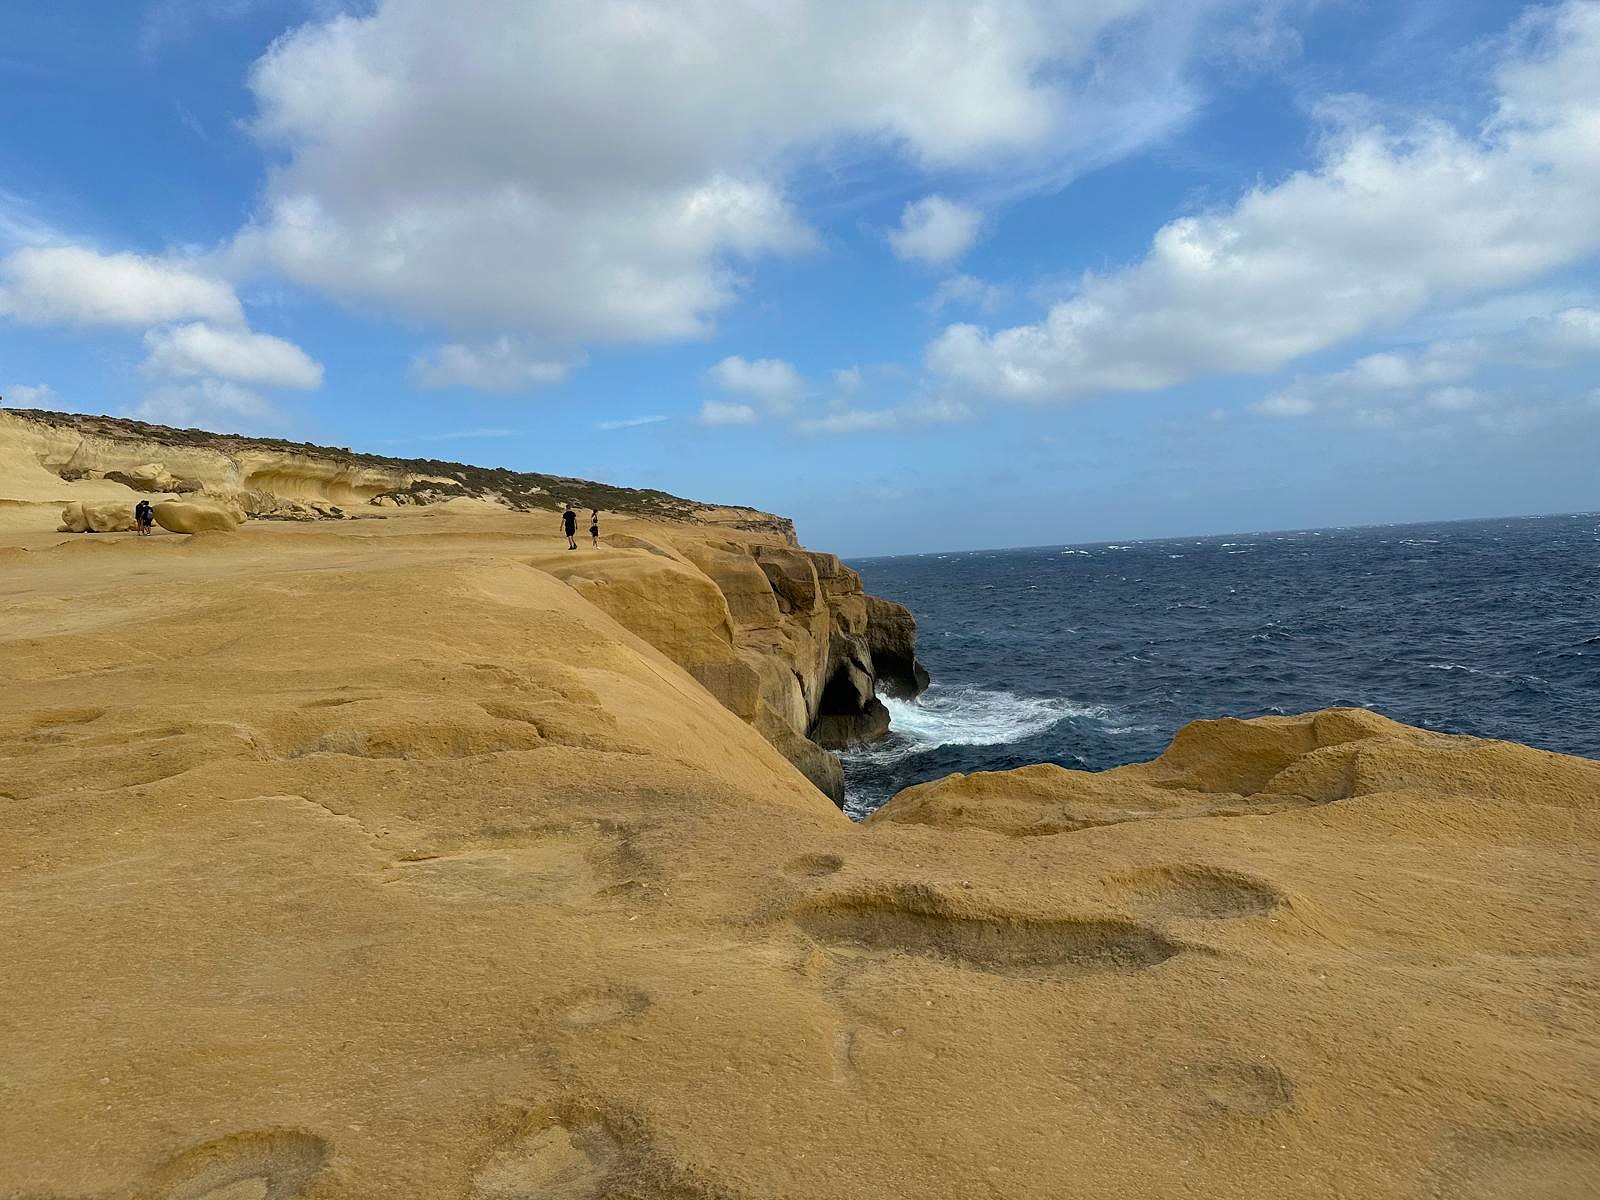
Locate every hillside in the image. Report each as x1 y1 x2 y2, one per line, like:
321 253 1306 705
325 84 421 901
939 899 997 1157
0 406 794 533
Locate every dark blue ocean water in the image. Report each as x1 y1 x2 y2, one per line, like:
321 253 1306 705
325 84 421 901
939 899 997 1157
841 513 1599 818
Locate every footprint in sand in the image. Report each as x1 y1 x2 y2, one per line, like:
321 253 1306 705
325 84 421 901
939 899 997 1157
138 1130 327 1200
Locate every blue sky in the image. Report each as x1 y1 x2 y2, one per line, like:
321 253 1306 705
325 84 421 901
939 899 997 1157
2 0 1597 555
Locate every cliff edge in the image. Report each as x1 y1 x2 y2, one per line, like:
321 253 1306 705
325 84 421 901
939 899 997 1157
0 406 926 802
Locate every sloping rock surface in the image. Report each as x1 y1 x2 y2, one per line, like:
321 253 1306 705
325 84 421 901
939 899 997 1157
2 511 1596 1200
1 409 926 798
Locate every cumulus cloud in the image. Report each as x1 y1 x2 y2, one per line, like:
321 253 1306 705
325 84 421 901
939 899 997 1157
791 391 975 436
697 400 759 427
232 0 1256 342
3 382 56 408
927 274 1006 314
888 196 983 265
1249 393 1314 418
143 322 324 388
410 338 578 391
131 378 278 432
927 0 1600 403
0 245 244 327
1254 306 1600 419
705 355 805 413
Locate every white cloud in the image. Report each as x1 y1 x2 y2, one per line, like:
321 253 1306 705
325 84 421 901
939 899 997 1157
927 0 1600 403
0 190 59 251
927 273 1006 314
888 195 983 265
596 414 669 431
233 0 1258 342
792 391 975 436
1254 305 1600 419
1535 306 1600 358
0 245 244 327
705 355 805 413
143 322 324 388
3 382 57 408
832 366 864 395
697 400 758 427
1426 386 1485 412
795 408 903 435
410 338 577 391
130 378 278 432
1249 393 1314 417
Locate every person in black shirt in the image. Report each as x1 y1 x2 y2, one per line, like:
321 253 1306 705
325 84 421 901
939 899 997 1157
589 509 600 547
134 499 154 536
562 504 578 549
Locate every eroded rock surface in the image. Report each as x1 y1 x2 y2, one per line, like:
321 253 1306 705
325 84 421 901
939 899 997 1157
2 467 1595 1200
2 409 925 799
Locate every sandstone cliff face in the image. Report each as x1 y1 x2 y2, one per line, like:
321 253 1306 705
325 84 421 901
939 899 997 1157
536 531 927 803
1 407 926 802
0 407 431 515
0 407 794 533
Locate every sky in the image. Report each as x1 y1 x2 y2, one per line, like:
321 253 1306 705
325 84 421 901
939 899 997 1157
1 0 1598 556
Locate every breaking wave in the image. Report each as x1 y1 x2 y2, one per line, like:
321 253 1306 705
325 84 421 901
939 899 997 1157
866 686 1099 758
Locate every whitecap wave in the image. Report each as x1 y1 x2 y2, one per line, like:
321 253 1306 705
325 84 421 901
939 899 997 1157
848 686 1104 762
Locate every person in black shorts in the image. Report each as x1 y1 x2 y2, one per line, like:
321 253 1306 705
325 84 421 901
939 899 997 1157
562 504 578 549
589 509 600 547
135 499 154 536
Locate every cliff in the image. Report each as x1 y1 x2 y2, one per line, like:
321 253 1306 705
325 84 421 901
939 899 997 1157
0 406 927 803
1 418 1596 1199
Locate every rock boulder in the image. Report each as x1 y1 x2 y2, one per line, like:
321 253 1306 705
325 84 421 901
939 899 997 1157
58 501 139 533
152 499 243 534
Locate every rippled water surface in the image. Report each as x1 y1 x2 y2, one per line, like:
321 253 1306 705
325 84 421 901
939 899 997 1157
841 513 1599 818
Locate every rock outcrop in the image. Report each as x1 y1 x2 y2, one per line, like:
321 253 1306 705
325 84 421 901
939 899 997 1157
57 500 138 533
2 509 1596 1200
1 407 925 803
535 530 927 803
871 706 1600 834
0 407 792 533
152 499 243 534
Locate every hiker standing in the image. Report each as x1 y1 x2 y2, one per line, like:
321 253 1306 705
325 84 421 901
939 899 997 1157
562 504 578 550
589 509 600 547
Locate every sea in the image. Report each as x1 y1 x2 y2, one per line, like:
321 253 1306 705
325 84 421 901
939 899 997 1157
840 512 1599 819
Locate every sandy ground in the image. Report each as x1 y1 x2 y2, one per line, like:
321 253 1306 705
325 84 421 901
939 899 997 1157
2 511 1597 1199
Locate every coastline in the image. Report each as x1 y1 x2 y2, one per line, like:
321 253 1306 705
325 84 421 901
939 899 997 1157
3 413 1598 1197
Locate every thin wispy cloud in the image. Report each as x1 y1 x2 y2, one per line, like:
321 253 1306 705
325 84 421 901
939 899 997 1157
378 428 528 446
595 415 668 432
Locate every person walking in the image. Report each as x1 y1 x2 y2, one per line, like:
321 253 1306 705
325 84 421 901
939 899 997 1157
562 503 578 550
589 509 600 547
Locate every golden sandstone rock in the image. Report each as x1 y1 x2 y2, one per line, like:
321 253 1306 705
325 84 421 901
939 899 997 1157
2 419 1597 1199
57 499 138 533
152 498 244 534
